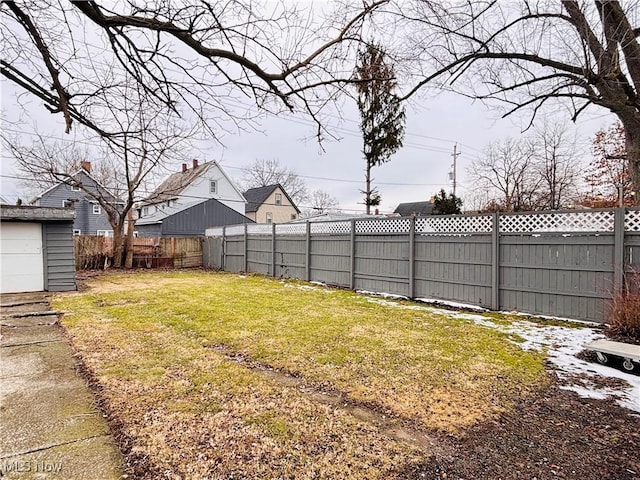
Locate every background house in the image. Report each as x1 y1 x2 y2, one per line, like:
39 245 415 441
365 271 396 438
30 161 121 236
244 184 300 223
394 200 435 217
136 160 252 237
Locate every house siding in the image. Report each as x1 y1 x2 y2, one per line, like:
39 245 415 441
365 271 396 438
254 187 298 223
137 198 253 237
36 172 117 235
42 222 76 291
136 223 163 238
181 163 246 215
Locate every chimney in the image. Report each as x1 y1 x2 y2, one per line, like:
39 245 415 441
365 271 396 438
374 208 379 215
182 163 187 173
192 159 199 169
81 161 91 173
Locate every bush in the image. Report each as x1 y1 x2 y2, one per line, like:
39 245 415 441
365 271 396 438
606 288 640 343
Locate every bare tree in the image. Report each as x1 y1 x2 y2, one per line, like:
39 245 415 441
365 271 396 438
470 137 541 212
531 122 581 210
240 158 309 205
304 189 340 216
1 1 383 144
392 1 640 203
4 79 194 268
584 121 632 207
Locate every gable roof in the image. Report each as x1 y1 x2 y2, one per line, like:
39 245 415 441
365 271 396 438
394 201 435 217
143 161 246 207
30 168 123 204
244 184 300 213
144 162 213 205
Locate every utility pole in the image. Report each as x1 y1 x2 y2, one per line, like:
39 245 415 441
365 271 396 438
450 144 461 197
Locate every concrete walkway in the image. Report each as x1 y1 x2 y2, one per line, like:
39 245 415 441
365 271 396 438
0 293 123 479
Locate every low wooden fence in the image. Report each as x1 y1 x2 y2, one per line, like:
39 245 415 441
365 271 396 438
74 236 202 270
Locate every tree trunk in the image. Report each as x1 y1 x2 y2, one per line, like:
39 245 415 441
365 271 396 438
124 210 135 269
112 227 124 268
365 163 371 215
626 127 640 206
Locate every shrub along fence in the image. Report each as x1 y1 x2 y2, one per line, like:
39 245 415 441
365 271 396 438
74 236 203 270
203 208 640 323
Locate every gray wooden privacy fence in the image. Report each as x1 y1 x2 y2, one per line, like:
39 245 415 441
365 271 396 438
203 208 640 323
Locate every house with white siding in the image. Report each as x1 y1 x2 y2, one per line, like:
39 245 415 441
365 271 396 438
136 160 252 237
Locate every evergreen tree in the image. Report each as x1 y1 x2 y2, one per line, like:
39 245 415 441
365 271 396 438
354 43 405 214
432 189 462 215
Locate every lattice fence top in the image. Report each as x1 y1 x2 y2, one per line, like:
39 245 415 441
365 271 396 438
205 208 639 237
225 225 246 236
355 217 411 233
626 209 640 232
310 221 351 235
500 210 615 233
416 215 492 234
275 223 307 235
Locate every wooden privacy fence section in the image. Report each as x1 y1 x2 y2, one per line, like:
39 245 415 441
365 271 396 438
203 207 640 323
74 236 203 269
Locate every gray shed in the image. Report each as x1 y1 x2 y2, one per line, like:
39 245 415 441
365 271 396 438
0 206 76 294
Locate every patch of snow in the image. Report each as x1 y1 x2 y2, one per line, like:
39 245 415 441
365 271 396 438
463 317 640 413
415 298 488 312
357 290 409 301
359 293 640 413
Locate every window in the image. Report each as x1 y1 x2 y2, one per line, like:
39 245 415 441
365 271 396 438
71 185 81 192
275 193 282 205
266 212 273 224
73 229 82 236
92 204 101 214
210 180 217 194
291 213 297 220
142 207 149 217
96 230 114 237
62 200 73 208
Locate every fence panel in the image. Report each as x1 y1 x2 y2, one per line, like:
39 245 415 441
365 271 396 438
625 233 640 294
309 235 350 287
224 236 245 272
354 234 410 296
414 234 493 307
203 237 223 269
275 236 307 279
247 235 272 275
499 234 614 322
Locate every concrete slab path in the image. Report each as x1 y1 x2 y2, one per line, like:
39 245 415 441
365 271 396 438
0 293 123 479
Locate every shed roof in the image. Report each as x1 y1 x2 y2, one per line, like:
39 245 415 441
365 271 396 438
1 205 75 222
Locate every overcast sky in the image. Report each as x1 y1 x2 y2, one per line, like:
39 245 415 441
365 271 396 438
0 1 620 214
1 73 617 214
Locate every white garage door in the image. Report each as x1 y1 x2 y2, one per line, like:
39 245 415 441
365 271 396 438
0 222 44 294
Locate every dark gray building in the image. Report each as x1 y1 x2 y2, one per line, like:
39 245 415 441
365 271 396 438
136 197 253 237
394 201 435 217
0 205 76 293
31 162 122 236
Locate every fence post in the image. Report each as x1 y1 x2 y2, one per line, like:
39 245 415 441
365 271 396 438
491 212 500 310
614 207 626 296
271 222 276 277
222 226 226 271
408 216 415 299
305 221 311 282
243 223 248 273
350 219 356 290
